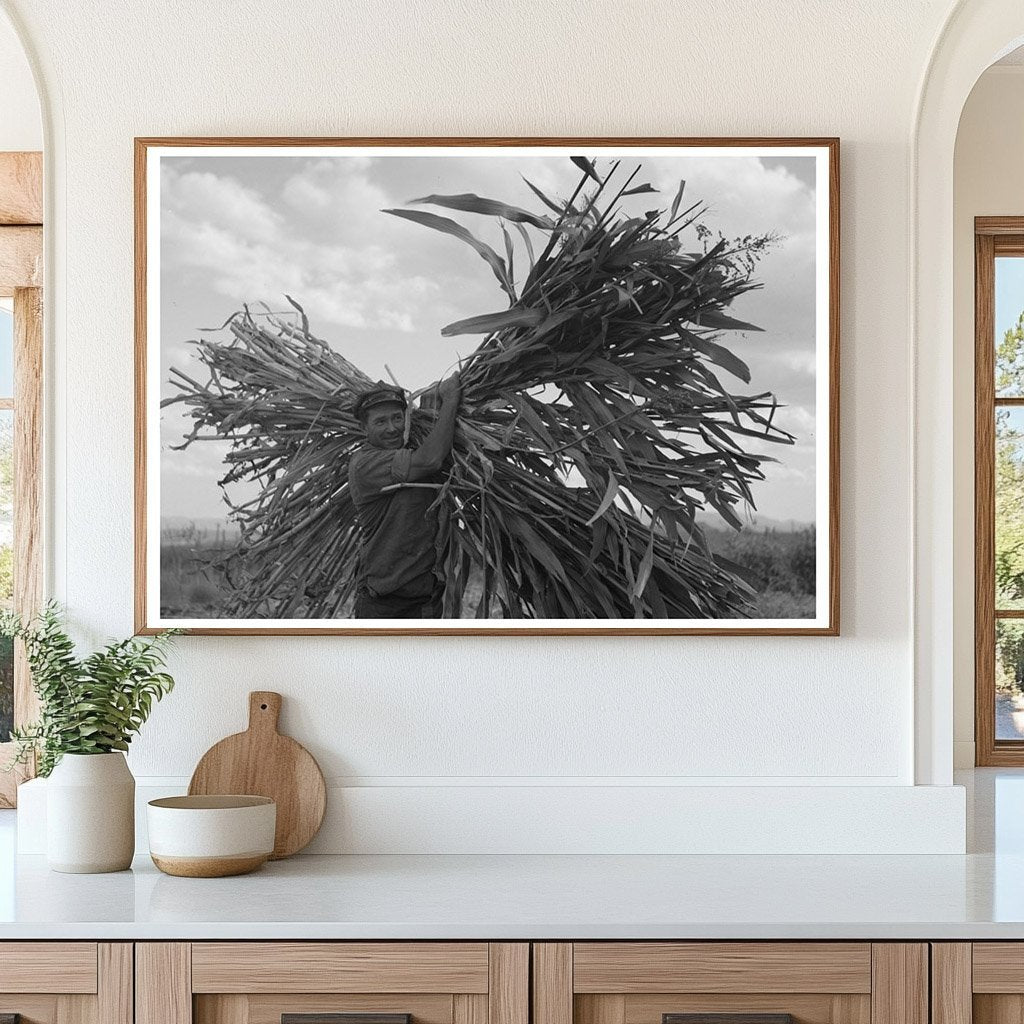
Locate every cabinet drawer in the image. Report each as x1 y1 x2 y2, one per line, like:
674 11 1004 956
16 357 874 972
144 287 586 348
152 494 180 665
534 943 926 1024
191 943 490 993
139 942 528 1024
0 942 98 994
973 944 1024 992
0 943 130 1024
572 944 871 994
937 942 1024 1024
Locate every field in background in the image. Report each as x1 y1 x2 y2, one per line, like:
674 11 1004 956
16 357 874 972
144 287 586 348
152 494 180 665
704 524 816 619
160 522 239 619
161 518 816 621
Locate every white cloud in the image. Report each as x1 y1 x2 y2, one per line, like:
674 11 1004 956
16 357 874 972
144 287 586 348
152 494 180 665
775 348 818 377
774 404 817 439
163 168 282 244
280 158 398 245
161 161 443 335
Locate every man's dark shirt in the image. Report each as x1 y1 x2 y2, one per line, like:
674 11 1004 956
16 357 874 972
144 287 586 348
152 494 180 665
348 446 439 598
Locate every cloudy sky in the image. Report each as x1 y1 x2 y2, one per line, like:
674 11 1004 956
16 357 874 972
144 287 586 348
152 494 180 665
157 148 822 528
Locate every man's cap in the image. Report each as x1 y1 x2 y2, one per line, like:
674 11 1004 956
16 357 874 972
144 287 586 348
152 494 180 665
353 383 408 420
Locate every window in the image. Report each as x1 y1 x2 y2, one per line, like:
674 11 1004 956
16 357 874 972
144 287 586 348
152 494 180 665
0 151 43 806
975 219 1024 764
0 303 13 744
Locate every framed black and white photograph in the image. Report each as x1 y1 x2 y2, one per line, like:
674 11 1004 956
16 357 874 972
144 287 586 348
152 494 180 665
135 137 839 635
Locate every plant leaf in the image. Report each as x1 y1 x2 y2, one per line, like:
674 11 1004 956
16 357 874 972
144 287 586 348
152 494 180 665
585 472 620 527
409 193 553 230
691 336 752 383
669 179 687 222
571 156 602 184
514 221 536 271
521 176 565 215
441 306 544 337
284 294 309 336
694 308 764 333
633 533 656 600
383 208 514 299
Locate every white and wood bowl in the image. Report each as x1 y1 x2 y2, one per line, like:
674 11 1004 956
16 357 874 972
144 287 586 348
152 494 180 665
147 795 276 877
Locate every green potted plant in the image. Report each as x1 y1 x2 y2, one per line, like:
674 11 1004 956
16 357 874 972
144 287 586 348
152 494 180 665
2 603 179 873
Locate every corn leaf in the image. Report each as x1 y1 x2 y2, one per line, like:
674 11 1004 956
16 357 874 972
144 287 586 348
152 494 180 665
694 308 764 333
669 179 687 222
585 472 620 527
692 335 752 383
521 176 565 215
441 306 544 337
383 208 514 300
571 156 602 184
409 192 553 230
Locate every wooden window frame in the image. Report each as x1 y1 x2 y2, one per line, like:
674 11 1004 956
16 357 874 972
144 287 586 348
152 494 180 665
0 151 43 806
975 217 1024 765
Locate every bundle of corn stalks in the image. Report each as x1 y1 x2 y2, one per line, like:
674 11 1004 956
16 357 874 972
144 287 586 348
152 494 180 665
164 156 795 619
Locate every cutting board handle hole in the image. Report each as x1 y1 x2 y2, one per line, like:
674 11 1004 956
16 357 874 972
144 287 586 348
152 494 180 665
260 703 268 710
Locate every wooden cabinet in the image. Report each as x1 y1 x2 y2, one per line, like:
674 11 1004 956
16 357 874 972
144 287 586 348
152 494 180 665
532 944 928 1024
932 943 1024 1024
0 943 132 1024
0 938 950 1024
136 944 528 1024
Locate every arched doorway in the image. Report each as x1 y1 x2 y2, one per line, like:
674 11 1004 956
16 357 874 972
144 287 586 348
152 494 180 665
914 0 1024 785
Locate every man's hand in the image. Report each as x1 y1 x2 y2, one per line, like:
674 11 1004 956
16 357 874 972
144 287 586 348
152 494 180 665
438 371 462 406
408 372 462 480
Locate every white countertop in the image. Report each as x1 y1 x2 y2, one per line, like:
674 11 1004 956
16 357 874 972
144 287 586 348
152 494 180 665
0 848 1016 940
0 768 1021 941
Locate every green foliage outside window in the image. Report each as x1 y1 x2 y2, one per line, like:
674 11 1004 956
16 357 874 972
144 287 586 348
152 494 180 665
995 311 1024 693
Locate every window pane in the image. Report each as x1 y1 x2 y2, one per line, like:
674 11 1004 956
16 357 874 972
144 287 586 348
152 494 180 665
996 256 1024 397
0 409 12 742
998 620 1024 740
0 306 12 398
997 407 1024 609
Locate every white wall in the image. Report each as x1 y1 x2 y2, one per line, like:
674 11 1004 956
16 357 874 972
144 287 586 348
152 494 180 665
0 0 973 852
0 10 39 151
953 65 1024 767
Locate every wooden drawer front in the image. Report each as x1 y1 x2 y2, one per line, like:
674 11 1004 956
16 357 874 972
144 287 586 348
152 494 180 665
0 943 98 993
191 943 490 994
928 944 1024 1024
0 944 130 1024
572 944 873 995
960 943 1024 1024
142 943 527 1024
974 944 1024 992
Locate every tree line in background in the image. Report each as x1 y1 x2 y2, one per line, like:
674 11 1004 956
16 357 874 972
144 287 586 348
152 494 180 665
160 519 817 621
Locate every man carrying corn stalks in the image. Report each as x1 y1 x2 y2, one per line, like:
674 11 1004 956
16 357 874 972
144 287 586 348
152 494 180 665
348 374 463 618
165 157 803 622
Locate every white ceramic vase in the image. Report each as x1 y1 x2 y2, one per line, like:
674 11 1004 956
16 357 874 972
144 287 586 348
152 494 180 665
46 752 135 873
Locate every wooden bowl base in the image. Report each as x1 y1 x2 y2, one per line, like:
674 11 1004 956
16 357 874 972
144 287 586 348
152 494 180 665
151 853 268 877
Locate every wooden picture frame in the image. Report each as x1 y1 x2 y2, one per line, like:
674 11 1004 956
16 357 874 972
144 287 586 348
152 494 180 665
135 137 839 635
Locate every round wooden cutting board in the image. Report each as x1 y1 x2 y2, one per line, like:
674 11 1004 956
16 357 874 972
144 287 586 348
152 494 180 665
188 691 327 859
